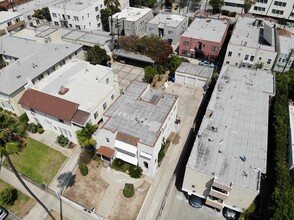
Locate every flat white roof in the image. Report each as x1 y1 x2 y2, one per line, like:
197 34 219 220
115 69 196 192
148 13 187 28
0 35 82 95
182 17 229 43
176 63 213 79
279 35 294 54
113 7 152 22
187 66 274 191
103 81 178 147
289 104 294 169
230 16 276 52
32 59 115 113
0 11 22 24
50 0 99 11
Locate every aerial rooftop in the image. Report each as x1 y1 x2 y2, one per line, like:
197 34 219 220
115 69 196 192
182 17 229 42
187 65 274 191
0 11 22 24
148 13 187 28
0 35 82 95
112 7 152 21
31 59 115 113
279 35 294 54
176 63 213 79
102 81 178 147
50 0 99 11
230 16 276 51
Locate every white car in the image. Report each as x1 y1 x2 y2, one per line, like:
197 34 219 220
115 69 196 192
198 60 215 68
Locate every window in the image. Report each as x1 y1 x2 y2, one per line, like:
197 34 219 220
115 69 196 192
111 94 114 100
256 0 268 3
235 63 238 66
183 41 189 46
98 23 101 28
253 6 266 11
267 59 272 64
272 9 284 15
282 59 285 63
103 102 107 110
226 61 230 64
15 18 20 22
94 112 98 119
228 51 232 57
69 24 72 28
168 31 173 34
96 15 100 21
7 21 12 26
67 15 70 19
250 56 254 61
144 161 149 169
274 1 286 7
259 57 262 60
245 54 249 60
106 138 110 143
238 53 241 57
74 16 79 21
54 21 59 26
27 15 32 20
100 4 103 8
89 22 91 26
211 46 219 52
76 25 81 30
106 78 109 84
82 16 84 20
95 6 99 11
52 13 57 17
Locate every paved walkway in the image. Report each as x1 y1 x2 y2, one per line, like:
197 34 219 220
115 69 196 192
97 167 144 218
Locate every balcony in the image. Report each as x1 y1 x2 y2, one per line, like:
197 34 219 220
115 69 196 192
209 188 228 201
205 196 224 210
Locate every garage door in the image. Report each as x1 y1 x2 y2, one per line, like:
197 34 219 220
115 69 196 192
176 74 185 84
195 79 207 88
186 76 196 86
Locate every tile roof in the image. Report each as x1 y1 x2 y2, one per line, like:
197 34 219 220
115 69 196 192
116 131 139 147
18 89 79 121
97 146 115 158
71 110 90 126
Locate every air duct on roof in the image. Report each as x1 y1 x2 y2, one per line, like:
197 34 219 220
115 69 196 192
58 86 69 95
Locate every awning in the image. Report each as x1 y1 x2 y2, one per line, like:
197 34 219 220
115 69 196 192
97 146 115 158
116 151 138 165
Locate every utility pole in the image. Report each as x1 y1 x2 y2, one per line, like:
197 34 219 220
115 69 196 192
282 49 294 73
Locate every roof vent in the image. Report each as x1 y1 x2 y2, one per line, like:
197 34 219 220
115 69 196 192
58 86 69 95
206 19 211 23
240 155 247 162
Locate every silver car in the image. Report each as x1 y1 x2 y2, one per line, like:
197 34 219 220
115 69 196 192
0 206 8 220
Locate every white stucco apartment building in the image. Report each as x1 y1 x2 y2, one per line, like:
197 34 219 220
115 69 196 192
0 11 25 36
222 0 245 13
0 35 83 115
183 65 274 213
18 59 119 143
94 81 179 177
223 16 277 70
146 13 188 46
49 0 105 31
273 29 294 72
110 7 153 37
249 0 294 21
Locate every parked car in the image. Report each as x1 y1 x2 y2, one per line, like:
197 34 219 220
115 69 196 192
0 206 8 220
199 60 215 68
189 195 203 208
223 208 237 220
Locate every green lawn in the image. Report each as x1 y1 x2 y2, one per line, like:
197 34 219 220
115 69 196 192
0 179 36 218
8 137 67 185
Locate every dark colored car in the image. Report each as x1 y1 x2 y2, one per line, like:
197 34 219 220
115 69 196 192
0 206 8 220
223 208 237 220
189 195 203 208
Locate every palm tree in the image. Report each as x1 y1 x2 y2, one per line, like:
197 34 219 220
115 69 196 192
104 0 120 38
0 112 55 220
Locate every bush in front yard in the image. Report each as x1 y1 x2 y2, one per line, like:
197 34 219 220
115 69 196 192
79 163 88 176
129 165 143 179
79 146 96 164
57 134 69 147
19 113 29 123
0 187 17 206
112 158 143 178
123 183 134 198
27 123 38 133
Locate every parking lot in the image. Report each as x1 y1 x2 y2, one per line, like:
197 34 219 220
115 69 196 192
112 62 145 90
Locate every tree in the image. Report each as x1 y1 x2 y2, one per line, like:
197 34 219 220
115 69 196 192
167 55 183 75
0 187 16 206
0 111 55 219
76 123 98 148
32 7 51 22
100 8 111 32
130 0 156 8
86 45 111 66
104 0 120 36
144 66 158 83
243 0 255 13
209 0 224 14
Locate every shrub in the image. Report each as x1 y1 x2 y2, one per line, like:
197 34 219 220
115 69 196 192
0 187 17 206
37 127 44 134
123 183 134 198
221 10 229 16
156 65 165 75
129 165 143 179
27 123 38 133
144 66 158 83
229 12 236 17
19 113 29 123
79 163 88 176
79 146 95 164
57 134 69 147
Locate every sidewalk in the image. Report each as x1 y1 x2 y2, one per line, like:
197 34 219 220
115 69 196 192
0 166 94 220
